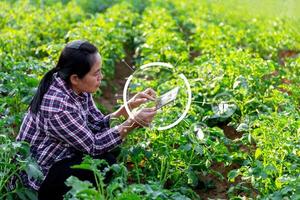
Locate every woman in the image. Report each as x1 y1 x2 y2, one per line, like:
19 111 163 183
16 40 157 200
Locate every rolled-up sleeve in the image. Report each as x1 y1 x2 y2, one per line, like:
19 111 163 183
48 110 122 156
87 94 112 132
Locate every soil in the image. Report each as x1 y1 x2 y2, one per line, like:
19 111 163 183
278 49 299 66
196 162 240 199
189 49 201 62
97 52 134 113
261 49 300 96
195 123 257 199
218 124 243 140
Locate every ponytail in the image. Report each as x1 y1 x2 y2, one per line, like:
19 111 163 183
29 67 58 114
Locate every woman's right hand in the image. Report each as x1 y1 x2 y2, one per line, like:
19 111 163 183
133 107 157 127
118 107 157 138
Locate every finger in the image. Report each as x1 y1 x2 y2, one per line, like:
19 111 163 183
147 108 157 114
132 92 142 100
131 98 148 107
144 88 156 97
147 111 157 117
135 98 148 103
144 88 156 98
144 111 157 120
144 88 156 94
141 107 157 112
138 119 149 127
128 97 147 108
139 92 155 101
132 116 147 126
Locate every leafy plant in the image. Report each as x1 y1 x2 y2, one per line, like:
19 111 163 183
0 134 43 200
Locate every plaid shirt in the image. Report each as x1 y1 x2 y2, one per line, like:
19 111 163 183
16 73 122 190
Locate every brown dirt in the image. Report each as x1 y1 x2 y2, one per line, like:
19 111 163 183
194 123 257 199
277 87 292 95
240 143 256 155
218 124 243 140
189 49 201 62
97 53 134 112
262 70 279 80
196 162 241 199
278 49 299 66
196 175 228 199
126 160 148 185
281 78 292 85
261 68 294 96
195 156 257 199
219 123 257 154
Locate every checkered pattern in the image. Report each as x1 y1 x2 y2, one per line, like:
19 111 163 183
16 73 122 190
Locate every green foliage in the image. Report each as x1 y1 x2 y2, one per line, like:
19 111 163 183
64 155 198 199
0 134 42 200
66 1 139 79
1 0 299 199
74 0 120 14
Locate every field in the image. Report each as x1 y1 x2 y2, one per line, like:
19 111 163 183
0 0 299 199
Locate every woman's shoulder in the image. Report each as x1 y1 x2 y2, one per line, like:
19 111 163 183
40 87 78 115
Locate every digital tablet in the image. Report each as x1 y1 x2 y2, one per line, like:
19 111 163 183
155 86 180 110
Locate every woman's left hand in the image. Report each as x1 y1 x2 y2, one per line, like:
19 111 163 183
110 88 156 119
127 88 156 109
111 88 156 120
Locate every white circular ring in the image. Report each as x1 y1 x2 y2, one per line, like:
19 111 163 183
122 62 192 131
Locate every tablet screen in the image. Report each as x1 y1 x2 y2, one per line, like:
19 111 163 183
156 86 180 110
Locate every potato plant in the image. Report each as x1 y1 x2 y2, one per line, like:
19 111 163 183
0 0 299 199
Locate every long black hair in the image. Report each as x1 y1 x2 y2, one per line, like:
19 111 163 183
29 40 99 114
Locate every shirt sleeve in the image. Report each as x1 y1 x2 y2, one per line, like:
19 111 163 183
87 94 111 132
48 110 122 156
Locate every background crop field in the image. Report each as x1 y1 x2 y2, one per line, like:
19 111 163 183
0 0 299 199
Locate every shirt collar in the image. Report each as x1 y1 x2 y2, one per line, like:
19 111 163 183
53 73 88 102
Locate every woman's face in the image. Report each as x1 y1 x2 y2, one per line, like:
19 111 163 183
73 53 103 94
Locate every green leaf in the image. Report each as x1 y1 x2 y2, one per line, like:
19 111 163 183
24 188 38 200
275 177 282 189
227 169 239 182
179 144 192 152
16 189 27 200
187 169 198 187
25 162 43 180
115 192 141 200
64 176 101 200
236 123 249 132
255 148 262 159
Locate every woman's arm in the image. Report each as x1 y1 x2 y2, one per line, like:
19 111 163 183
87 88 156 135
110 106 129 119
48 110 122 156
117 118 140 138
